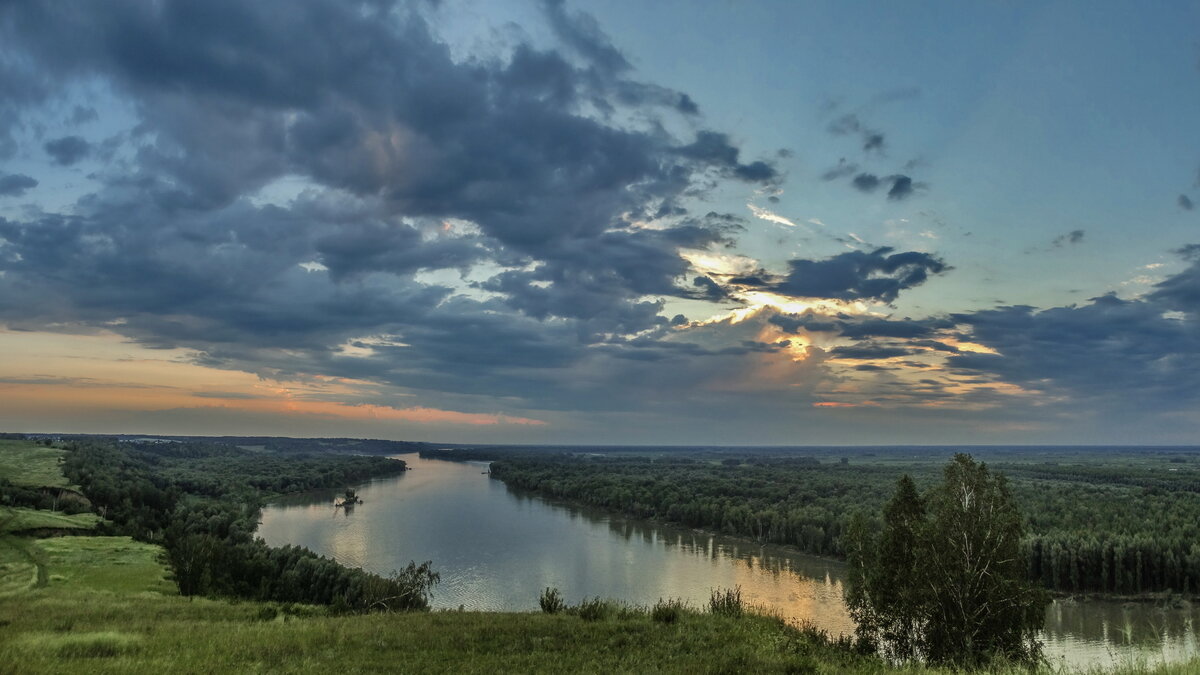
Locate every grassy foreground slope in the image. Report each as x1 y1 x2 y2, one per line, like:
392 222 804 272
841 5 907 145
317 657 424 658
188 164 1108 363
0 592 882 674
2 550 1196 675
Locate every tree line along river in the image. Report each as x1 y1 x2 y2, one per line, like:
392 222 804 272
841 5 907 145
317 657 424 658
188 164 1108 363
256 453 1200 671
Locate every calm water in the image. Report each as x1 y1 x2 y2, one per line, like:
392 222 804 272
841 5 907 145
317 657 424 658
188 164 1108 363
258 453 1199 670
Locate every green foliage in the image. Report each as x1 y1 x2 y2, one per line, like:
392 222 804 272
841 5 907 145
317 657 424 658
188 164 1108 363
574 597 612 621
650 597 684 624
539 586 565 614
485 448 1200 596
845 475 926 662
709 586 744 617
57 438 433 612
0 477 92 515
846 455 1047 668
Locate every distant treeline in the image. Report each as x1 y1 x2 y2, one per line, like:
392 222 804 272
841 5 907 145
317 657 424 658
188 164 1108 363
38 434 433 456
58 439 436 611
463 450 1200 595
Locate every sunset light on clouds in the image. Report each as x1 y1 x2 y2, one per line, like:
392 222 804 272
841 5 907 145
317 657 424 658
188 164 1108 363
1 0 1200 444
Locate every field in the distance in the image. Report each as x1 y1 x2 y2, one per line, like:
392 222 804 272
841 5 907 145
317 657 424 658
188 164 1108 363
0 439 71 488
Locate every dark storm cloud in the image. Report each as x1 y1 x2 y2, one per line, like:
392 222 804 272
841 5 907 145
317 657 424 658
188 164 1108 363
1174 243 1200 260
851 173 916 200
1147 248 1200 315
541 0 699 117
770 313 955 341
852 173 881 192
1051 229 1085 247
676 131 778 184
948 291 1200 406
1180 194 1195 211
314 221 493 281
43 135 91 165
749 247 948 304
0 173 37 197
946 251 1200 413
542 0 631 75
0 0 796 414
828 344 914 360
887 175 914 200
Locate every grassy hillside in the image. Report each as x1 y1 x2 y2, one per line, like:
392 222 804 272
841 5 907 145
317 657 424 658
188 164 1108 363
0 506 100 534
0 439 70 487
0 591 882 674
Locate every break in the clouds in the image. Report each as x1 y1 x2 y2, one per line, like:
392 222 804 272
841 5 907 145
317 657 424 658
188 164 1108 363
1 0 1199 444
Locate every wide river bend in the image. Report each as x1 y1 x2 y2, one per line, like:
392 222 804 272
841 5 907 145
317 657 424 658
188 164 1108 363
257 453 1199 670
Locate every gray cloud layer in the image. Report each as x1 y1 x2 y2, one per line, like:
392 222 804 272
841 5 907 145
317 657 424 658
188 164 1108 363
2 1 1198 440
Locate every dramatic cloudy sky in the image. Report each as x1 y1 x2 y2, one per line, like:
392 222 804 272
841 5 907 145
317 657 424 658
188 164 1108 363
2 0 1199 444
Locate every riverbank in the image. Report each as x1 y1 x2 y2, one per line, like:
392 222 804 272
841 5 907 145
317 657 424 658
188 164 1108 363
476 450 1200 600
498 474 1200 605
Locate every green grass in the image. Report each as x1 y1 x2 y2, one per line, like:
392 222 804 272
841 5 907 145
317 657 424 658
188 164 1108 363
0 536 40 594
32 536 176 595
0 590 1195 674
0 507 101 534
0 439 70 487
0 591 876 675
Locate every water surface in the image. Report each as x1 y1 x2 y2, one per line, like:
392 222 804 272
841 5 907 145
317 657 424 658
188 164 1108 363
258 453 1199 670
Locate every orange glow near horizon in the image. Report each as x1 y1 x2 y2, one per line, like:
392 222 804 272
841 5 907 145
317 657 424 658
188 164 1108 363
0 328 545 430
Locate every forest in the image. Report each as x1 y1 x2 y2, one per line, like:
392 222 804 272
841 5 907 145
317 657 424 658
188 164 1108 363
17 438 439 611
421 446 1200 596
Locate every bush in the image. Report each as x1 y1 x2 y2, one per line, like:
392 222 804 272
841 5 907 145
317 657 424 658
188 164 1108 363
539 587 565 614
576 597 612 622
651 598 684 624
709 586 743 617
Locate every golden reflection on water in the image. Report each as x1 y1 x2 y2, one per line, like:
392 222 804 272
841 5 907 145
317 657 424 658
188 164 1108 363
258 454 1200 670
727 546 856 636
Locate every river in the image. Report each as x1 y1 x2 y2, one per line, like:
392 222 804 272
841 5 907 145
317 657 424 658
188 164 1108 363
257 453 1199 670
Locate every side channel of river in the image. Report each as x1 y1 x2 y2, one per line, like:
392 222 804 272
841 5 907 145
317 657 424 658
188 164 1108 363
257 453 1198 671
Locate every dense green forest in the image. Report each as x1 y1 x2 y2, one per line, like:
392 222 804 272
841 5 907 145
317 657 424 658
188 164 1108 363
15 438 440 611
422 447 1200 596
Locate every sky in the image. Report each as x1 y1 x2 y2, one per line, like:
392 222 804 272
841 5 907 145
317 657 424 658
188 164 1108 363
1 0 1199 445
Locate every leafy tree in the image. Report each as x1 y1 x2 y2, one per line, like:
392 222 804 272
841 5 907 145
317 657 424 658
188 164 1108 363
845 475 925 661
846 455 1047 667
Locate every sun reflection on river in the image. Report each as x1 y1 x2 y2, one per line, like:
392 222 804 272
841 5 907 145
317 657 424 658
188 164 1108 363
257 454 1200 671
